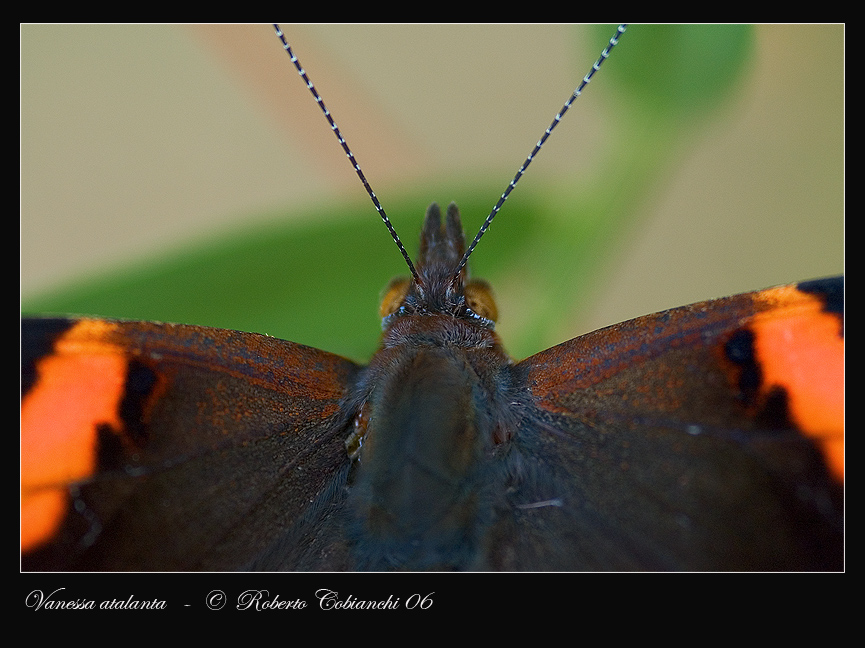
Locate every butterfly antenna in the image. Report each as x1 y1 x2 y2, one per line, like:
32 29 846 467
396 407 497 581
273 25 420 283
452 24 628 282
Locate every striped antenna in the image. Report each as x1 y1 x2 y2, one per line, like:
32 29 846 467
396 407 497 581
452 24 628 282
273 24 420 284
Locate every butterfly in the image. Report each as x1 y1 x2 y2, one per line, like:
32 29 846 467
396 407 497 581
21 25 843 571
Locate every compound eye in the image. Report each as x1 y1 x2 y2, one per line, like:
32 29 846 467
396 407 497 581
379 277 411 318
464 279 497 323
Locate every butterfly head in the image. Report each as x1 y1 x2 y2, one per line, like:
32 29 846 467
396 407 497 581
379 202 498 330
275 23 626 342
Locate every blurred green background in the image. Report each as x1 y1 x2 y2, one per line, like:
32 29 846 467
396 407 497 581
21 25 843 363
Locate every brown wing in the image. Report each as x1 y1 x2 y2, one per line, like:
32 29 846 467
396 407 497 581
21 317 360 570
494 278 843 570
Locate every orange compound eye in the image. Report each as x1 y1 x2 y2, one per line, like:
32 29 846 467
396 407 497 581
379 277 411 318
464 280 498 322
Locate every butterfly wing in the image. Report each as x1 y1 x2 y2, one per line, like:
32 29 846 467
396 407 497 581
21 317 361 570
497 277 843 570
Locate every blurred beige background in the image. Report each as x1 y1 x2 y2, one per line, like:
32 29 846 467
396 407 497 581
21 24 843 339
